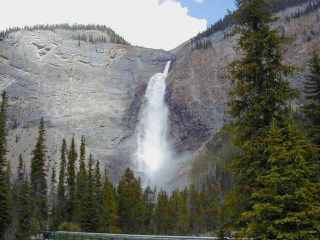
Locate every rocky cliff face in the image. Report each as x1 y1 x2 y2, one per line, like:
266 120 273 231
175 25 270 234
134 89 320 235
0 28 173 180
1 3 320 184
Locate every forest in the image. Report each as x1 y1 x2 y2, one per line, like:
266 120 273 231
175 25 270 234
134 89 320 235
1 0 320 239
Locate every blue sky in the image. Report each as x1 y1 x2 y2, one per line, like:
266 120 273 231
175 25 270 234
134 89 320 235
180 0 236 25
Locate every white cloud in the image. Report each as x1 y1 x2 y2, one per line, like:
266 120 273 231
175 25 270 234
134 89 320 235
0 0 207 50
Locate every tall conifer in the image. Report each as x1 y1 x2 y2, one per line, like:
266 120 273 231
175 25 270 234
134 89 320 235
57 139 67 225
66 136 77 222
30 118 48 233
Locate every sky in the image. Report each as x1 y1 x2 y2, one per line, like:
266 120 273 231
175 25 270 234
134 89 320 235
0 0 236 50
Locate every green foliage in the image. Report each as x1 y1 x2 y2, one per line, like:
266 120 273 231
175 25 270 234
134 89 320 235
66 136 77 222
240 121 320 239
57 139 67 226
49 163 58 230
76 136 88 226
30 117 48 233
303 52 320 144
118 168 144 234
142 186 156 234
229 0 297 223
189 185 206 234
58 222 81 232
227 0 320 238
0 91 10 239
14 156 32 240
81 154 99 232
99 170 119 233
168 190 190 235
154 190 170 234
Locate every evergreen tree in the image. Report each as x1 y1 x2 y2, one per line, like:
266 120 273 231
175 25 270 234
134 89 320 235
154 190 170 234
57 139 67 226
94 160 103 231
0 91 10 240
100 168 119 233
15 156 32 240
76 136 87 225
117 168 144 234
142 186 156 234
81 154 98 232
168 190 190 235
30 118 48 233
49 163 57 230
228 0 297 233
66 136 77 222
303 52 320 144
241 121 320 239
189 185 205 234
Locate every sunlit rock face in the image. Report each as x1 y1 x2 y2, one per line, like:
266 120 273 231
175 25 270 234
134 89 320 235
0 29 173 180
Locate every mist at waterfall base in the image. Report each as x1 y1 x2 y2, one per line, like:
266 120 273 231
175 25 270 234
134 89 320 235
136 61 185 189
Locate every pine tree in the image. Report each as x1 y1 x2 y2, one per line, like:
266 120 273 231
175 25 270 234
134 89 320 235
57 139 67 226
303 52 320 144
0 91 10 240
100 168 119 233
66 136 77 222
241 121 320 239
117 168 144 234
30 117 48 233
228 0 297 233
15 156 32 240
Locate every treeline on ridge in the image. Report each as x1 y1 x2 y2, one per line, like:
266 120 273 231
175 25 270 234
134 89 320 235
0 24 129 45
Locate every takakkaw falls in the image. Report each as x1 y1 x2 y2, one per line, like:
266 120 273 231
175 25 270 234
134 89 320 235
136 61 172 187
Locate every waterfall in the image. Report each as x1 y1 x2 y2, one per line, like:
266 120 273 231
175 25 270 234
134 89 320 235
137 61 171 186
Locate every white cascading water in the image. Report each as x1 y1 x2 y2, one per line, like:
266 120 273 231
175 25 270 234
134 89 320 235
137 61 172 186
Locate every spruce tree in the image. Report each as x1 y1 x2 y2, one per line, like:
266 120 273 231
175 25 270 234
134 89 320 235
81 154 98 232
241 121 320 239
30 117 48 233
66 136 77 222
303 52 320 144
228 0 296 232
0 91 10 240
57 139 67 226
100 168 119 233
117 168 144 234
